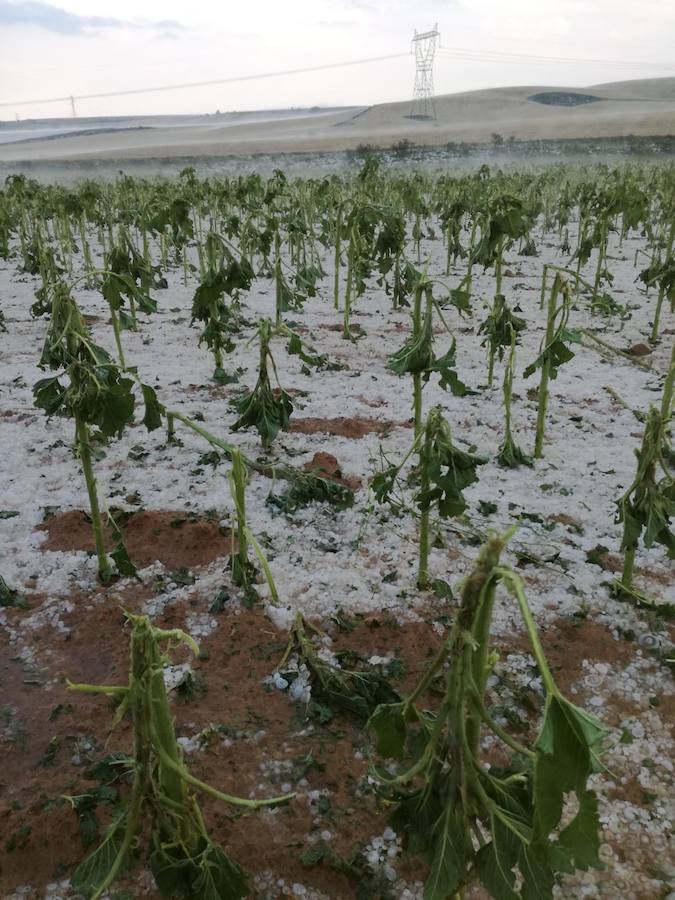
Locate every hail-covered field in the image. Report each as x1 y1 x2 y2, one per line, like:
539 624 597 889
0 164 673 900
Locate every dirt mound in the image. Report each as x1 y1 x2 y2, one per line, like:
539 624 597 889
303 451 362 490
38 509 234 569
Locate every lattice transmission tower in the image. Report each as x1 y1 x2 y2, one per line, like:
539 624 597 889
410 24 439 120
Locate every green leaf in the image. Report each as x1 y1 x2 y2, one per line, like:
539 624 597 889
431 340 470 396
431 578 453 600
70 786 119 849
287 616 400 723
71 813 129 898
368 703 407 759
478 295 527 361
141 383 164 432
111 541 137 579
425 807 465 900
151 838 248 900
232 384 293 449
475 818 520 900
615 408 674 557
33 376 66 417
311 662 400 722
212 367 239 385
414 410 487 519
387 325 434 376
371 464 399 506
533 695 606 843
267 473 353 513
286 331 327 369
558 789 602 871
0 575 27 609
524 335 575 381
84 752 133 783
447 288 472 317
96 377 136 438
391 788 443 856
498 434 533 468
519 844 556 900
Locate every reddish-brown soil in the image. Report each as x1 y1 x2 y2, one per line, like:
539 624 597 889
0 596 436 898
502 615 636 696
290 416 410 438
0 586 656 898
303 452 362 491
37 509 235 569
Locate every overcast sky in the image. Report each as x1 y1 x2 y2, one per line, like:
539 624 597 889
0 0 673 120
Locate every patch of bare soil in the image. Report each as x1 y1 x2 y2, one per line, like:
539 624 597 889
539 616 636 689
0 594 655 899
290 416 410 438
37 509 235 570
504 615 640 717
0 603 438 898
303 451 362 490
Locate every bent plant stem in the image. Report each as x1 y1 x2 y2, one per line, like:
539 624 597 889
91 773 144 900
146 626 190 823
76 418 111 582
465 574 500 758
650 283 667 345
581 329 653 370
333 203 342 310
621 548 636 591
274 231 283 327
498 327 531 467
466 219 477 295
417 414 431 589
342 226 355 339
152 738 291 808
660 342 675 427
167 410 280 481
494 236 504 298
413 373 423 441
615 405 670 597
539 263 548 311
229 449 250 587
487 343 496 389
503 332 515 442
534 275 561 458
497 569 557 695
592 223 607 312
649 221 673 342
70 615 294 899
109 307 126 367
168 407 349 516
244 526 280 603
412 281 425 440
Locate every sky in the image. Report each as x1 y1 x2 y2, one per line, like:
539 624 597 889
0 0 673 120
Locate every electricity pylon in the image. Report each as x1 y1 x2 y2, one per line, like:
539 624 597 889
410 24 439 120
70 95 77 117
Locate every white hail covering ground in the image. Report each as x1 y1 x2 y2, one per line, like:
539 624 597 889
0 217 673 898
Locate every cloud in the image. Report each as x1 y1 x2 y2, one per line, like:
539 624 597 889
0 0 183 34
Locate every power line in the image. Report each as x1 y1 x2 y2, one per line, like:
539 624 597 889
437 44 673 70
2 43 671 112
0 52 409 108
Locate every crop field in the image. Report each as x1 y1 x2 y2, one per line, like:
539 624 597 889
0 161 673 900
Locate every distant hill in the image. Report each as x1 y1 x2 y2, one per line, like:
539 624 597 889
0 77 673 162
